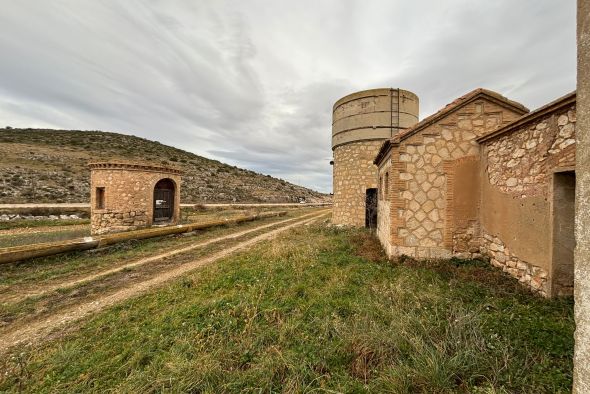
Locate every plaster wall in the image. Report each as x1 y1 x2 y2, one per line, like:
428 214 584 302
553 171 576 296
480 99 576 296
447 156 480 256
377 154 392 255
479 163 552 295
574 0 590 390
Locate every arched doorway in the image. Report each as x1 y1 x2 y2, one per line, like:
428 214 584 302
153 178 175 223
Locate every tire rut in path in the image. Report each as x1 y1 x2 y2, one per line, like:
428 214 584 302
1 210 328 304
0 212 328 355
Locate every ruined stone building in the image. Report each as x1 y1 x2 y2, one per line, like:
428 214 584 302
332 88 576 297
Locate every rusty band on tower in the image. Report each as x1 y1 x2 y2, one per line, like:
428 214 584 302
331 88 419 226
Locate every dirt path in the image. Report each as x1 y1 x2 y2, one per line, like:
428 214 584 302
1 210 328 303
0 212 328 355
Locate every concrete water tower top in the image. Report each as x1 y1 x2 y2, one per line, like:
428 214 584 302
331 88 419 150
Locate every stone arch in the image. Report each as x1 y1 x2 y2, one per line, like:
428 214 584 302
153 178 176 223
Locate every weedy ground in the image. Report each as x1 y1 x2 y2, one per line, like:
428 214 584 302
0 223 573 393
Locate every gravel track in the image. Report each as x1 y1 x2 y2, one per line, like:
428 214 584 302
0 210 328 355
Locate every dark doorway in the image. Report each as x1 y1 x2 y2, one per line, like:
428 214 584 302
365 188 378 229
153 178 175 223
552 171 575 295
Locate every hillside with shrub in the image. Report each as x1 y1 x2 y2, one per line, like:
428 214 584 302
0 128 330 204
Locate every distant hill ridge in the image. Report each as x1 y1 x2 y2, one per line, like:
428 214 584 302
0 128 330 204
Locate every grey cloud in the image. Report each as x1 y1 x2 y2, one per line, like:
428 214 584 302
0 0 576 193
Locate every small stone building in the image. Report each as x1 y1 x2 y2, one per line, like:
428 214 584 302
371 89 576 297
373 89 527 258
89 162 182 235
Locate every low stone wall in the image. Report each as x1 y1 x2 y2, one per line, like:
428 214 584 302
91 209 149 234
0 213 84 222
480 231 549 296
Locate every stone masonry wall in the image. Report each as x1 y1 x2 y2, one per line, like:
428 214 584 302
90 163 181 235
481 97 576 296
388 99 524 259
480 230 550 296
332 140 383 226
485 104 576 197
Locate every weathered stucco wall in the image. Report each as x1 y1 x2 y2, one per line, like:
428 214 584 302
480 96 576 296
479 166 552 295
447 156 480 257
574 0 590 390
388 98 524 259
90 162 182 235
377 154 392 255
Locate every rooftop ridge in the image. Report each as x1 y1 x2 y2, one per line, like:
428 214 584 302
477 91 576 144
396 88 529 142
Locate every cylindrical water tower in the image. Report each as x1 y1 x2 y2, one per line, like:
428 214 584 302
331 88 419 226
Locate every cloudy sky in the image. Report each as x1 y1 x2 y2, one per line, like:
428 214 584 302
0 1 576 193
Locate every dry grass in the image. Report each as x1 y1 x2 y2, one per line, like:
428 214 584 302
0 224 574 393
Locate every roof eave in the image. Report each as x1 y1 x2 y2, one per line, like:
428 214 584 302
477 91 576 144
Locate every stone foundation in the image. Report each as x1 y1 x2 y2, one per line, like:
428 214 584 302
481 231 549 296
92 209 149 234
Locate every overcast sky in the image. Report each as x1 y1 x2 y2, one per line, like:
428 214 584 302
0 1 576 193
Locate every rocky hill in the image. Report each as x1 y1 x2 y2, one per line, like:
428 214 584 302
0 128 331 204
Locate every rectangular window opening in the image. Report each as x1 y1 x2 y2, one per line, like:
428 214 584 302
96 187 105 209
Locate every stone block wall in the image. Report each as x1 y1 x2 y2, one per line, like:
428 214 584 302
90 162 182 235
479 93 576 296
370 89 576 297
331 88 419 227
484 104 576 197
480 231 550 296
386 98 525 259
332 141 383 226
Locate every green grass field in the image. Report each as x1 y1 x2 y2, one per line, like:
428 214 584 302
0 223 573 393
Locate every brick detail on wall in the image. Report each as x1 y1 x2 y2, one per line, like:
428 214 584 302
383 99 523 259
443 160 454 250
